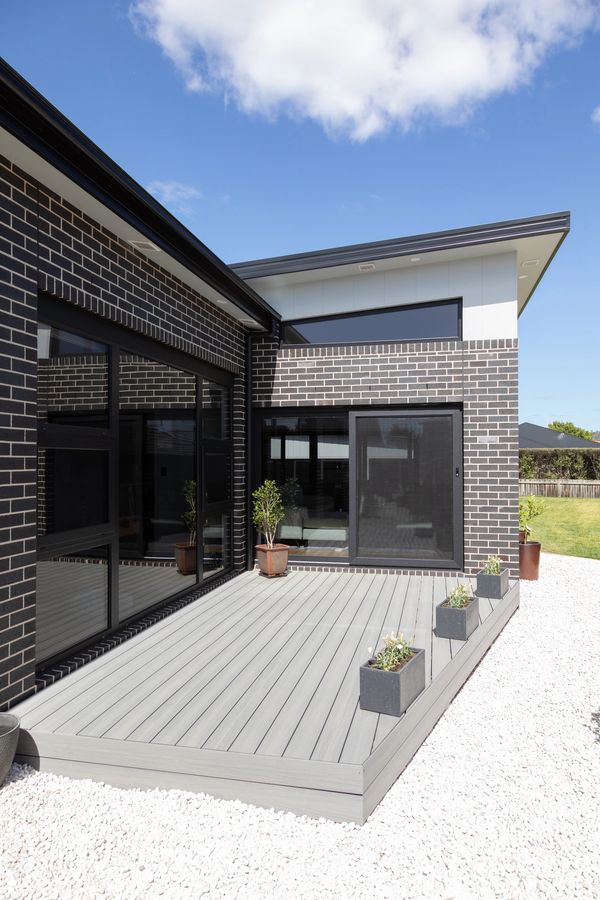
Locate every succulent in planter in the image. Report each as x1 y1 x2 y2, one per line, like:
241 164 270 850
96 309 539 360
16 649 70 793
476 554 509 599
252 479 289 577
174 480 197 575
436 583 480 641
519 496 545 580
359 632 426 716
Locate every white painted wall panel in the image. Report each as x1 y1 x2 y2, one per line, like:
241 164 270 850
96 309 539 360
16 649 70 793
248 252 518 340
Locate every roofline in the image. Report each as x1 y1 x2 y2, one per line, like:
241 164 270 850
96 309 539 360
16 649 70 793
232 211 571 280
0 58 280 330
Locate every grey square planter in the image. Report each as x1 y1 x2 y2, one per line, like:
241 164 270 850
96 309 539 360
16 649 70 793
476 568 509 599
0 714 20 787
436 596 480 641
359 647 426 716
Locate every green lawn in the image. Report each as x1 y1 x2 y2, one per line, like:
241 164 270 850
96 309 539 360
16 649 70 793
524 496 600 559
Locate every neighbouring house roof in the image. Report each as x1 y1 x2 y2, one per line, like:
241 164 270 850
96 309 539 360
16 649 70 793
519 422 599 449
232 212 570 316
0 58 279 332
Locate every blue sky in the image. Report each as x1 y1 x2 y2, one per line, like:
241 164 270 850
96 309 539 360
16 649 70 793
2 0 599 430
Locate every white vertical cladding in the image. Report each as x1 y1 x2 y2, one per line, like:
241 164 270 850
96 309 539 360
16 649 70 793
248 250 518 341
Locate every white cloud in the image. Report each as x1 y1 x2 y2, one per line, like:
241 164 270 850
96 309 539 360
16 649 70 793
131 0 599 140
592 105 600 123
146 179 202 213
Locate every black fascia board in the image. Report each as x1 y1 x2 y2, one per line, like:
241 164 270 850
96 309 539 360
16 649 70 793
232 211 571 279
0 58 279 331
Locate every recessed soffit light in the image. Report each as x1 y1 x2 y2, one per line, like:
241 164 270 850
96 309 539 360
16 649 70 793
410 256 421 263
358 263 375 273
518 274 529 280
521 258 540 268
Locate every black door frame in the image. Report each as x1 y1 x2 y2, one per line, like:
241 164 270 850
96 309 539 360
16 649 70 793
253 405 464 570
348 408 463 569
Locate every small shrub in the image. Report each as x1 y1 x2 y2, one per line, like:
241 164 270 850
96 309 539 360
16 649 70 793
368 632 413 671
482 555 502 575
447 584 472 608
252 480 285 548
519 448 600 480
519 495 545 542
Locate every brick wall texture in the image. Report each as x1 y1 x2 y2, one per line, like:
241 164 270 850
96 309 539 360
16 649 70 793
252 335 519 579
0 149 520 708
0 153 247 709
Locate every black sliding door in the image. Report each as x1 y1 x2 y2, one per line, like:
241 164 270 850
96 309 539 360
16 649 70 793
349 410 463 568
36 298 234 667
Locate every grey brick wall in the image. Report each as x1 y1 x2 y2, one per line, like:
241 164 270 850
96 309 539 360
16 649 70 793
0 154 248 709
252 335 519 578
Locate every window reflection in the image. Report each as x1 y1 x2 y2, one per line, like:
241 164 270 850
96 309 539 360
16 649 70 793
118 353 197 620
37 323 109 427
262 415 349 559
37 448 108 535
36 546 109 663
282 300 461 345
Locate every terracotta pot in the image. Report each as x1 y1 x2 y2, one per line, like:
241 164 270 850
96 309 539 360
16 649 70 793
255 543 289 577
519 541 541 580
174 542 197 575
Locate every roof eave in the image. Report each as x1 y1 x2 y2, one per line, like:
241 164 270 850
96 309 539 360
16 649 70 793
232 211 571 281
0 58 280 331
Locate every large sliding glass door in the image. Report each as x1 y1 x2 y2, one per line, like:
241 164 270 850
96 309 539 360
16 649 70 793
349 410 462 568
258 407 463 569
36 298 234 666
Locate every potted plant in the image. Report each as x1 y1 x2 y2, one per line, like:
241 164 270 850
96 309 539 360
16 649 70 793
476 554 509 599
359 632 425 716
253 479 289 577
519 495 545 580
0 713 20 787
174 479 197 575
436 583 480 641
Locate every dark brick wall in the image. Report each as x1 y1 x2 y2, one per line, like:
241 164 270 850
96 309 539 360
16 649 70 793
0 154 248 709
0 158 38 710
252 336 519 578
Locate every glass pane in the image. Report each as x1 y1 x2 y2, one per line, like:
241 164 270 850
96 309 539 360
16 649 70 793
37 448 108 534
204 451 231 504
38 323 109 427
355 415 455 561
36 546 109 663
283 300 460 345
202 380 230 440
119 353 197 620
261 415 349 559
203 513 231 579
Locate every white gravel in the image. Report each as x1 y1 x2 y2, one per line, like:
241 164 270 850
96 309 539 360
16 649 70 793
1 553 599 900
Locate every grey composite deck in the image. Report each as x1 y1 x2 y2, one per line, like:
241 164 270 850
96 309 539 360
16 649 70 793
13 570 519 823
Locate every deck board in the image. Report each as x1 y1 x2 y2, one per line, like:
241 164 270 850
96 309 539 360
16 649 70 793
13 569 520 824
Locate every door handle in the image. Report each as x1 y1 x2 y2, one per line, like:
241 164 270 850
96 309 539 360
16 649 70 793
455 467 460 477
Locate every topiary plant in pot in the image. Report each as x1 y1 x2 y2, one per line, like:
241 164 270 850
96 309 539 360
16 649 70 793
174 480 197 575
519 496 545 581
253 479 289 577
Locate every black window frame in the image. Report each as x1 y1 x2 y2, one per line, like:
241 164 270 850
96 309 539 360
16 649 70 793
253 404 464 571
280 298 462 348
37 294 234 667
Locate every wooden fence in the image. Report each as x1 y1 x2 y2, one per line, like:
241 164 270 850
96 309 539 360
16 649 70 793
519 479 600 499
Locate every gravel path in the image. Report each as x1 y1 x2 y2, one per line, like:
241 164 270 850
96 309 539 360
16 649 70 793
1 553 599 900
